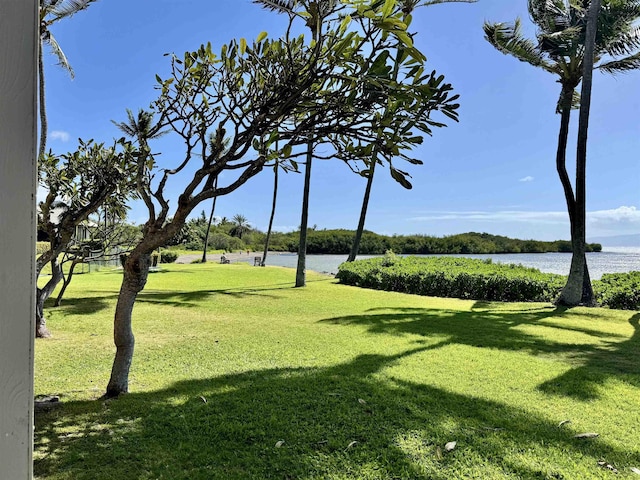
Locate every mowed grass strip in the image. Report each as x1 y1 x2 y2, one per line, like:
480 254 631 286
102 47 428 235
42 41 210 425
34 263 640 479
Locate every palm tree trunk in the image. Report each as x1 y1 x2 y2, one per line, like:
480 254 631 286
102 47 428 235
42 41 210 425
262 165 279 266
557 0 600 307
38 41 47 161
201 179 218 263
347 156 376 262
295 140 313 287
105 253 151 397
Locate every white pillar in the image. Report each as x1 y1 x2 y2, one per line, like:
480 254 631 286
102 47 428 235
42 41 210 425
0 1 38 478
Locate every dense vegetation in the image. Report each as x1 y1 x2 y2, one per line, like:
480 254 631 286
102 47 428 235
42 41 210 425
337 254 639 309
167 219 602 255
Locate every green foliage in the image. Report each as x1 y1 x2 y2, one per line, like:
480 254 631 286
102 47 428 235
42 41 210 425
337 256 567 302
339 257 640 309
273 229 601 255
36 242 50 255
159 251 178 263
594 271 640 310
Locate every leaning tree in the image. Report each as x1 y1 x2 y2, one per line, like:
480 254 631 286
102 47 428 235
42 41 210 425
484 0 640 306
36 138 137 337
347 0 474 262
104 0 461 397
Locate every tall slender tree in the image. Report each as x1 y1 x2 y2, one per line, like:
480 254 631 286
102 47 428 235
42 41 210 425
201 179 218 263
484 0 640 306
348 0 474 262
254 0 335 287
38 0 97 160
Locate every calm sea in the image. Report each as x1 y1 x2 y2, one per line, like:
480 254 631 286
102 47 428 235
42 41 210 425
255 247 640 280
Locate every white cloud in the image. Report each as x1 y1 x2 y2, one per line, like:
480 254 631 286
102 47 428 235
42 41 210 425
409 206 640 228
409 210 567 224
589 206 640 223
519 176 534 182
50 130 70 142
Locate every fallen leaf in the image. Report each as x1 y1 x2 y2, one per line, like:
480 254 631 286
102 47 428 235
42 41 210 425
445 441 457 452
631 467 640 475
199 396 207 403
574 433 599 439
358 398 367 405
558 420 571 427
435 446 443 460
275 440 285 448
345 441 358 450
597 461 618 474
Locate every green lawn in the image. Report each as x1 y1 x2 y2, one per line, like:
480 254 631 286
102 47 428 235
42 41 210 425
34 263 640 479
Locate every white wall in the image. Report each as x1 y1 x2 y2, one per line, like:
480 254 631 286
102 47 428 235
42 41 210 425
0 1 38 478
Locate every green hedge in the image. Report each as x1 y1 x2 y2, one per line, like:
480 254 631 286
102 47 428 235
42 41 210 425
594 271 640 310
337 256 639 310
160 251 179 263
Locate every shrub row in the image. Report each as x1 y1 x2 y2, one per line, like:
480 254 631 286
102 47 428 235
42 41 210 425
593 271 640 310
337 255 639 310
160 251 179 263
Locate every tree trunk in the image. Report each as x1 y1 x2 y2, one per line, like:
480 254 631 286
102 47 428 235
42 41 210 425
54 257 82 307
348 156 376 262
262 164 279 266
201 194 218 263
105 253 150 397
557 0 600 307
35 258 63 338
295 140 313 287
38 40 47 161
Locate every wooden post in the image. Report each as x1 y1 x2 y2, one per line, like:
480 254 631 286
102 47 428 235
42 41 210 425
0 0 38 478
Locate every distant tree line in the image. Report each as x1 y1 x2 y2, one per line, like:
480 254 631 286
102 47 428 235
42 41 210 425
166 218 602 255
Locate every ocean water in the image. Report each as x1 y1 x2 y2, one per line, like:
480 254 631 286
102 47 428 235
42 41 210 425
256 247 640 280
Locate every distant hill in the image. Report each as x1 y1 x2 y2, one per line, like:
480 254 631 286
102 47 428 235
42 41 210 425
588 233 640 247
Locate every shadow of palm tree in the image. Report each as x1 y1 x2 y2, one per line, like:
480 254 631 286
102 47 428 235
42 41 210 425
35 348 637 479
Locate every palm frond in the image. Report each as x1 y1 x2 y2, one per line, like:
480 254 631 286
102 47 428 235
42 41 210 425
418 0 477 6
253 0 297 13
484 19 554 72
597 51 640 74
44 33 74 78
603 25 640 57
49 0 97 22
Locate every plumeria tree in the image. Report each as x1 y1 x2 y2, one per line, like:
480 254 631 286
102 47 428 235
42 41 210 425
104 0 461 397
36 139 137 337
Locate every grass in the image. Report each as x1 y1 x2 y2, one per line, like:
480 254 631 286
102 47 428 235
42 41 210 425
34 263 640 479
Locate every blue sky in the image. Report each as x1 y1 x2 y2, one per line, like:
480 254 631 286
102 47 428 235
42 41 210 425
43 0 639 242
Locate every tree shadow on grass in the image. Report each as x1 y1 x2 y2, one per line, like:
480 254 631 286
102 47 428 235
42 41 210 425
539 313 640 399
34 348 639 480
320 304 639 400
135 281 311 308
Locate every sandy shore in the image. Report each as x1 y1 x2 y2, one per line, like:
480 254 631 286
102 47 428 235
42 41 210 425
176 251 279 265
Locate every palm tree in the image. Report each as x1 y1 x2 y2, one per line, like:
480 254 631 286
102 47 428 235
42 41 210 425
201 178 218 263
230 214 251 240
347 0 475 262
484 0 640 306
262 158 281 266
39 0 97 160
254 0 335 287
